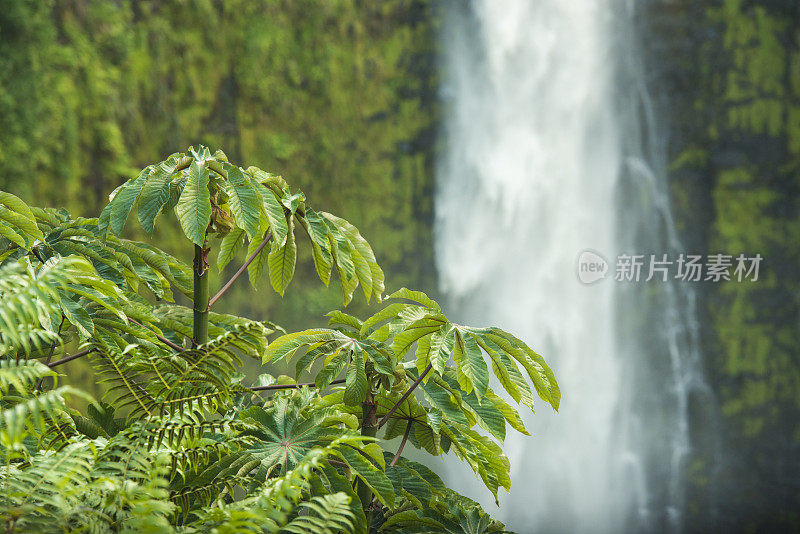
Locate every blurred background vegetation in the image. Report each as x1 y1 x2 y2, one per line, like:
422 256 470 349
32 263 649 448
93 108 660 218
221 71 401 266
1 0 799 531
0 0 438 332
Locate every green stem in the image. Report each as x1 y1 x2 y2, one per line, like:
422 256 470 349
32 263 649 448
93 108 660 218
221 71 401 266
48 348 94 368
358 397 378 517
208 231 272 310
390 420 412 466
193 243 210 347
248 378 345 392
377 363 432 428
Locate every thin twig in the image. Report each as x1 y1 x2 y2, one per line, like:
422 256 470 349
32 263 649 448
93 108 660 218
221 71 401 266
129 318 184 352
390 420 413 466
377 363 432 429
249 377 346 392
30 245 47 264
36 341 60 390
208 231 273 310
48 348 94 368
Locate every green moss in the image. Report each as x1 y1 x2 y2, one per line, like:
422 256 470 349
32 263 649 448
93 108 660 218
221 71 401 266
658 1 800 527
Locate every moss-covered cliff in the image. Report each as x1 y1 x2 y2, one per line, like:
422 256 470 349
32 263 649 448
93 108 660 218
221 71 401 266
647 0 800 530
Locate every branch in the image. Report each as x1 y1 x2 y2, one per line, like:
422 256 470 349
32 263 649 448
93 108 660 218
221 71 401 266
36 338 61 390
377 363 432 429
48 348 94 368
128 318 185 352
249 377 346 392
208 231 273 310
30 245 47 264
390 420 413 467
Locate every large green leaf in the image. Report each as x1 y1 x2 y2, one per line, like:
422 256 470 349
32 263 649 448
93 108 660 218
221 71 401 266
0 191 39 230
217 228 244 272
299 208 333 286
246 228 271 287
418 378 470 428
0 219 27 249
322 213 384 302
175 159 212 246
337 445 395 508
386 288 440 310
262 329 345 364
109 166 150 236
267 218 296 295
255 182 289 247
223 164 261 239
452 329 489 400
265 328 393 387
0 191 43 246
479 328 560 411
315 351 349 389
137 159 178 233
391 314 447 358
325 223 358 305
472 334 533 408
343 350 368 406
239 392 352 475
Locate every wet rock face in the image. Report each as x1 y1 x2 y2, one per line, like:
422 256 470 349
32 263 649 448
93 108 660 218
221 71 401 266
641 1 800 531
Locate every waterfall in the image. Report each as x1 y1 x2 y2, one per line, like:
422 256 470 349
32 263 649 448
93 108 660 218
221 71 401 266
434 1 712 533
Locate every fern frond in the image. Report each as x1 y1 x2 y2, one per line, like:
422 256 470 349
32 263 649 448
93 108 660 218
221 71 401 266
0 440 96 527
281 492 355 534
149 323 271 417
0 360 54 394
91 344 157 419
0 256 83 356
170 452 258 514
0 386 92 447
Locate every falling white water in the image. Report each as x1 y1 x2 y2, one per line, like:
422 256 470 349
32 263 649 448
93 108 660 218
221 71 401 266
434 1 711 533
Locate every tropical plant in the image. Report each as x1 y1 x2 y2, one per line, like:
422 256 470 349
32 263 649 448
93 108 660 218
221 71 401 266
0 147 559 533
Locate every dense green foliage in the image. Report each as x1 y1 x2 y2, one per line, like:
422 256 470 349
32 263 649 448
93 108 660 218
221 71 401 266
648 0 800 529
0 147 558 532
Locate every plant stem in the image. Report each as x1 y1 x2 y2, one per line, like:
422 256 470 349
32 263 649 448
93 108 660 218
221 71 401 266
390 421 413 466
36 319 64 389
36 341 59 390
208 231 272 310
48 348 94 368
357 397 378 514
129 318 184 352
248 377 345 392
193 242 210 347
377 363 432 428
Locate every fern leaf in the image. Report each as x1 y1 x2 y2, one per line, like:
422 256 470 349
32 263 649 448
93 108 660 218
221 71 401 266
281 493 355 534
